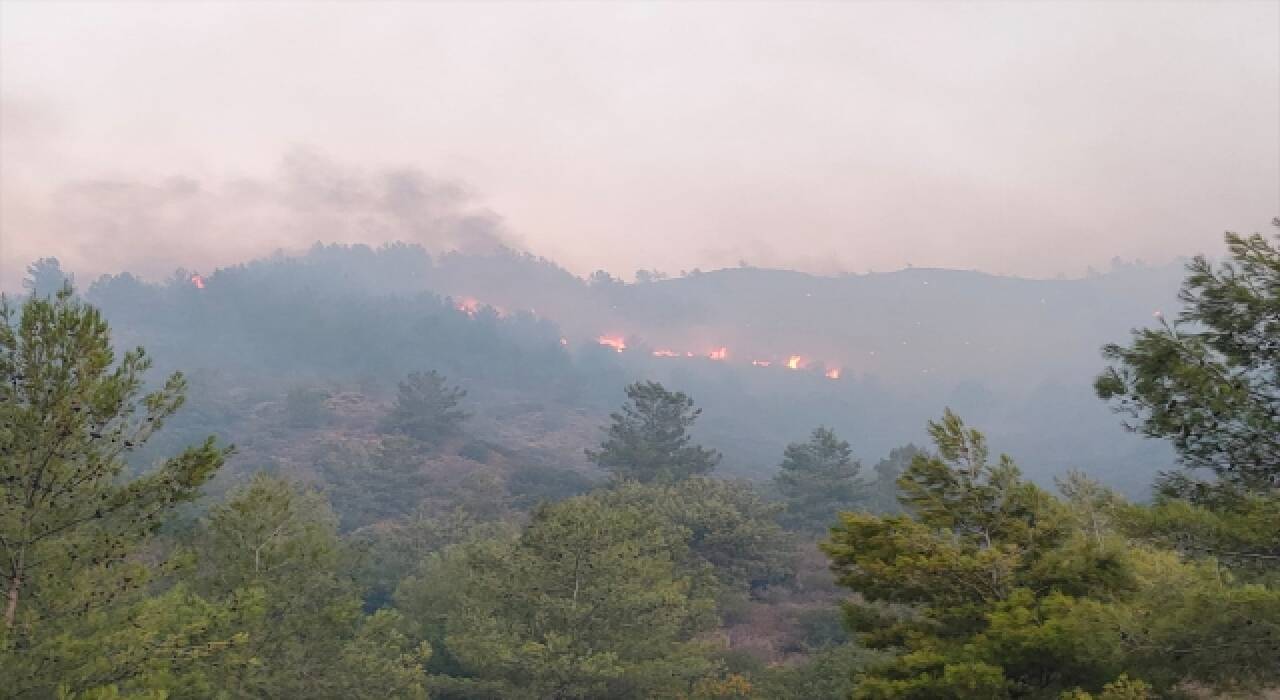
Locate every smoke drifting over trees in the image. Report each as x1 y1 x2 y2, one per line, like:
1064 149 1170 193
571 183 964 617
3 3 1277 696
3 149 518 288
25 240 1183 496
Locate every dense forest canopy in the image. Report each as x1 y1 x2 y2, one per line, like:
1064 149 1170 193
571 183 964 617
2 224 1277 698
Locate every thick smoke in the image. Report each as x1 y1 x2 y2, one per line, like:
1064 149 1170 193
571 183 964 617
5 148 518 287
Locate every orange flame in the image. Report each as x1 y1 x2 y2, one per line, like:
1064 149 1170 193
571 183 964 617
597 335 627 353
455 296 510 317
786 355 803 370
825 367 842 379
708 347 728 360
652 349 679 358
190 274 205 290
751 360 772 367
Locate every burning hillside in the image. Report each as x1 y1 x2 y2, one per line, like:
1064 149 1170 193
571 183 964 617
595 337 842 378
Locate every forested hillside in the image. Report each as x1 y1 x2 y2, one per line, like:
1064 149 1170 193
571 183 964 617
2 225 1277 698
23 241 1181 497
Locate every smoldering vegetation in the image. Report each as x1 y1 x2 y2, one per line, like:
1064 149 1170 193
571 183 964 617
35 242 1180 495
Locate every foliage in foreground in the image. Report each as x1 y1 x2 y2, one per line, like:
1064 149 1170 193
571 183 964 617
7 226 1280 698
1096 222 1279 503
824 409 1280 699
0 288 229 696
396 494 719 699
188 473 428 698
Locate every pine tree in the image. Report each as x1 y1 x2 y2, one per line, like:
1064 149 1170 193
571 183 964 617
773 427 866 532
1096 225 1280 572
0 287 226 628
0 287 228 693
1096 224 1280 501
380 370 469 444
587 381 721 483
22 258 72 299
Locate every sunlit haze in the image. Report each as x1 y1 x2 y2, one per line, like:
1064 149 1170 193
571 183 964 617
2 1 1276 288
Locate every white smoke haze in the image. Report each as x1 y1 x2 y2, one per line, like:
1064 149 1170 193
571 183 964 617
1 1 1277 288
3 148 516 285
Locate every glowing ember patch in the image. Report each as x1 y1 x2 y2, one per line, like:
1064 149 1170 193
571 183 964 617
686 351 695 357
190 274 205 289
652 349 679 358
708 347 728 360
752 360 771 367
597 335 627 352
825 368 841 379
786 355 803 370
456 297 508 317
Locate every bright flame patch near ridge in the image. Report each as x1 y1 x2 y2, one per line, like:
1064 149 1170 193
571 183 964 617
582 335 848 373
598 335 627 353
455 297 509 317
190 274 205 289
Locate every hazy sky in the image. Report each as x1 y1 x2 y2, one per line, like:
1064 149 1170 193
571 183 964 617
2 1 1277 289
